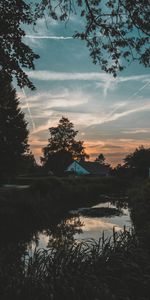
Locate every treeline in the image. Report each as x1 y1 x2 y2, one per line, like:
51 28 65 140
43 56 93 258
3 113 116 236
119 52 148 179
1 75 150 183
112 146 150 180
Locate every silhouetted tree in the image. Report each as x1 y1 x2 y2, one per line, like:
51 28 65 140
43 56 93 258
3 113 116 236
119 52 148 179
0 75 29 181
113 146 150 179
112 163 129 179
41 117 89 175
95 153 105 164
0 0 39 89
124 146 150 178
21 152 37 175
1 1 149 90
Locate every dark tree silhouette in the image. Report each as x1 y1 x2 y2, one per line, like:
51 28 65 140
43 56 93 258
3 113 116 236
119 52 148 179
21 151 37 175
95 153 105 164
113 146 150 179
36 0 150 76
1 1 149 90
124 145 150 178
0 75 29 181
0 0 39 90
41 117 88 175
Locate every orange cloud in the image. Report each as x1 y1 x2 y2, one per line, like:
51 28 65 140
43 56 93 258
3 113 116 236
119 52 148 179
85 139 150 166
29 135 150 167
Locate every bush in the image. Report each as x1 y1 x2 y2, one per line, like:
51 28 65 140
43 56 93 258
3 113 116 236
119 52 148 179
30 177 62 195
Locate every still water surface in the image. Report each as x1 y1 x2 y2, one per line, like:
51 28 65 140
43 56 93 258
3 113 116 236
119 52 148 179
29 201 132 251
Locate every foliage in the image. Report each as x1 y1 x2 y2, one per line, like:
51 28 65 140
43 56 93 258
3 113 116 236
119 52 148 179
1 229 150 300
0 0 39 89
21 152 37 175
0 176 127 226
95 153 105 163
36 0 150 76
124 145 150 178
0 75 29 180
128 179 150 249
112 146 150 179
112 163 131 179
1 1 149 89
41 117 89 175
30 177 63 196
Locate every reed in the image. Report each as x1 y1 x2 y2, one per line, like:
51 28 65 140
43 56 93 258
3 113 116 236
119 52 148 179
1 229 150 300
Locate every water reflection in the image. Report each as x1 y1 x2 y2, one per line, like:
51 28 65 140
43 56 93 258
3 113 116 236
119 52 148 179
30 201 131 249
27 217 83 252
67 201 131 240
0 200 132 273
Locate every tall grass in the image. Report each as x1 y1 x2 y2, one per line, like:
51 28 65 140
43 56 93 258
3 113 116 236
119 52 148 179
128 179 150 249
1 229 150 300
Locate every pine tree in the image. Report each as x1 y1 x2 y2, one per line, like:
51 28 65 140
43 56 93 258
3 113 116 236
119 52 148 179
0 75 29 181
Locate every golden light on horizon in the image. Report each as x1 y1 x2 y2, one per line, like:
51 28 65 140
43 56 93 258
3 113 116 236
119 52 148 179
29 135 150 167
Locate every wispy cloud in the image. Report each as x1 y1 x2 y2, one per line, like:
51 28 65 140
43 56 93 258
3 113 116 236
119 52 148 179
23 89 91 135
25 35 73 40
27 70 110 81
21 90 88 107
98 102 150 125
122 129 150 134
28 70 150 82
27 71 150 98
22 12 150 167
27 70 116 97
31 119 56 135
118 75 150 83
21 90 150 138
84 138 150 165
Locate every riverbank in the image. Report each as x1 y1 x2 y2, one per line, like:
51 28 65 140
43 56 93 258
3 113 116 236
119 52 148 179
1 229 150 300
0 176 128 220
1 177 150 300
128 179 150 250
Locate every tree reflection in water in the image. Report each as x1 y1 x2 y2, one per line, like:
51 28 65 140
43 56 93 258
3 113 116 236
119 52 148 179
47 217 83 248
0 213 84 290
27 217 83 251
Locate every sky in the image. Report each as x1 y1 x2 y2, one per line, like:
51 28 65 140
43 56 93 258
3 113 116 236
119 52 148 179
18 13 150 166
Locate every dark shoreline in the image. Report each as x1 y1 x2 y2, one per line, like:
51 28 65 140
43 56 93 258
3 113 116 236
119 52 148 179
1 177 150 300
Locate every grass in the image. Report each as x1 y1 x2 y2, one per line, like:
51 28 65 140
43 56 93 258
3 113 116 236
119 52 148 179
1 229 150 300
12 175 128 194
0 176 128 224
1 178 150 299
128 179 150 249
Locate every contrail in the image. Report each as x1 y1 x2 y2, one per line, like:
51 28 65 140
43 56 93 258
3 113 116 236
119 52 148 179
22 88 36 131
25 35 73 40
126 80 150 100
105 80 150 120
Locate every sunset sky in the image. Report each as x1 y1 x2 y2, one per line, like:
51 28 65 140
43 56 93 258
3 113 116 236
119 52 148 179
19 14 150 166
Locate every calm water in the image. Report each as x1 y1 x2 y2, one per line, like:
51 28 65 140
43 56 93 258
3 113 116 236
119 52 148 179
29 201 132 252
74 202 131 240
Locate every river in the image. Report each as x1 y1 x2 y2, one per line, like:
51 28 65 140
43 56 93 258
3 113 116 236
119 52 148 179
28 199 132 252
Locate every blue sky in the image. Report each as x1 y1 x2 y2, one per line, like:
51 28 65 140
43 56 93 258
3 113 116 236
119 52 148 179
18 15 150 166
